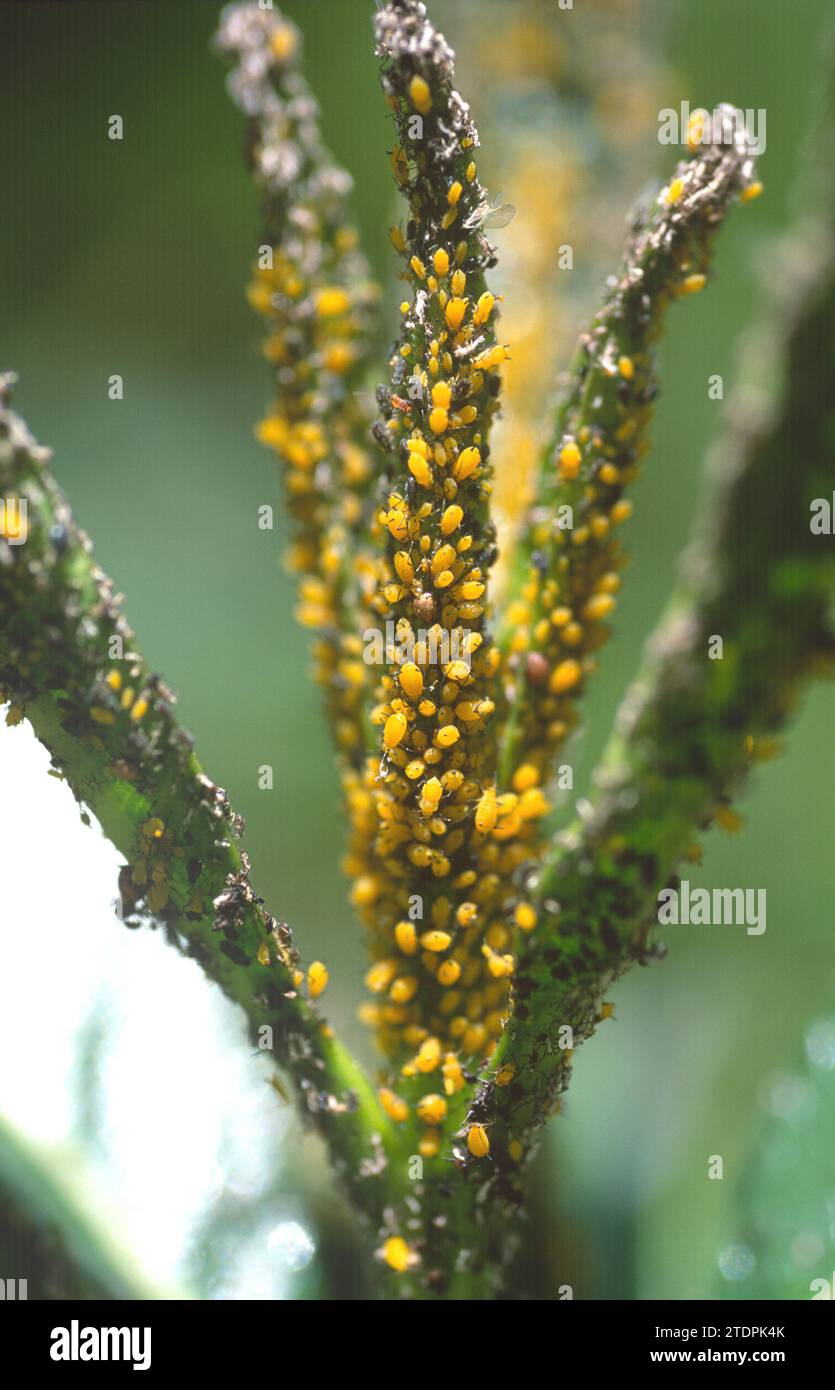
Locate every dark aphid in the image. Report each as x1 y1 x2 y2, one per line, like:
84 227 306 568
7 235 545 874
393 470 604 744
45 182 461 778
371 421 393 452
525 652 550 687
413 592 436 622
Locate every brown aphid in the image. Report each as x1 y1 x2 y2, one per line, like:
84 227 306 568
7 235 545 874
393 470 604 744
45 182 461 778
524 652 550 687
413 592 437 622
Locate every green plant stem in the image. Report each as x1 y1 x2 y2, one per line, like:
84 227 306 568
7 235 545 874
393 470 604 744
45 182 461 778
0 375 397 1231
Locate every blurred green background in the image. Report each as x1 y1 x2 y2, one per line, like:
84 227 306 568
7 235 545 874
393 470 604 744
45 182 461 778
1 0 833 1299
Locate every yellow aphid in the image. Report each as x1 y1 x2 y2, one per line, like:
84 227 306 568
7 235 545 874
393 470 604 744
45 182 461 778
473 292 494 325
450 269 466 296
419 1130 441 1159
475 785 497 834
393 551 414 585
444 297 468 331
482 945 514 978
514 902 537 931
384 711 408 748
549 659 583 694
582 593 616 622
308 961 329 997
416 1036 442 1072
472 344 509 370
429 406 449 435
686 108 708 149
129 697 149 722
467 1123 490 1158
431 380 452 409
442 1053 465 1094
416 1092 447 1124
437 959 461 986
433 247 449 276
456 901 478 928
390 225 406 253
558 440 581 479
508 1139 523 1162
410 254 426 279
452 446 480 481
409 74 432 114
617 355 635 380
366 958 397 993
679 272 706 296
496 1063 516 1087
399 662 423 701
269 23 297 64
419 777 443 815
105 670 122 692
420 930 451 952
666 177 685 205
408 452 433 486
390 976 419 1003
379 1087 409 1123
740 180 763 203
382 1236 416 1272
315 287 350 318
431 543 456 574
610 499 633 525
394 920 418 955
447 181 463 205
434 725 460 748
440 503 464 534
324 342 354 374
512 763 540 792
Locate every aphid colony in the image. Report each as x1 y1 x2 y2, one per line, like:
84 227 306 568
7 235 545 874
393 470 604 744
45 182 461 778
238 2 763 1178
329 20 559 1157
242 5 654 1159
495 355 642 783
